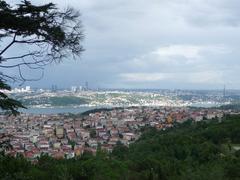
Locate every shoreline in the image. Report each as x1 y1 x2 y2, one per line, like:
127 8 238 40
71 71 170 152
18 102 229 115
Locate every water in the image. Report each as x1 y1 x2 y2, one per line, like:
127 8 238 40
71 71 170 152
20 106 101 115
189 102 221 108
19 102 222 115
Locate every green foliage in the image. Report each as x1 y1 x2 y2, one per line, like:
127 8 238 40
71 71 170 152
81 107 122 116
0 115 240 179
0 80 25 115
0 0 84 59
90 129 97 138
20 96 88 107
112 141 128 160
49 96 88 106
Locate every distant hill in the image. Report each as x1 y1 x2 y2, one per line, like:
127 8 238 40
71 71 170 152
20 96 89 107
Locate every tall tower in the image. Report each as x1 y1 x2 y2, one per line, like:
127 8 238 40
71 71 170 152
51 85 58 92
223 84 226 97
51 85 55 92
85 81 88 90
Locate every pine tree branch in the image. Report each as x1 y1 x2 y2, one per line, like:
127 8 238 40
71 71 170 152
0 34 16 55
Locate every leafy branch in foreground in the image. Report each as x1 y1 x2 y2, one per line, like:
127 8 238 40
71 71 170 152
0 80 25 115
0 0 84 114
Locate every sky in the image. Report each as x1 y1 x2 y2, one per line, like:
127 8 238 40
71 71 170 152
4 0 240 89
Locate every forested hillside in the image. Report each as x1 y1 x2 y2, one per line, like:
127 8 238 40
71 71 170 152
0 115 240 180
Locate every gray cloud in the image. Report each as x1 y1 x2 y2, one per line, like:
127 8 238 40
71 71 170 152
4 0 240 89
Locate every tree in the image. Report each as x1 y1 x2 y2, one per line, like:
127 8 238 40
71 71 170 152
0 0 84 114
0 79 25 115
90 129 97 138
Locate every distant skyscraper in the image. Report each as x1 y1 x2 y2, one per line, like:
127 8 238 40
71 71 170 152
85 81 89 90
51 85 58 92
71 86 77 92
79 86 83 91
223 85 226 97
25 86 31 92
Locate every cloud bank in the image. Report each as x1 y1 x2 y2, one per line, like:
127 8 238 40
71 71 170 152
5 0 240 89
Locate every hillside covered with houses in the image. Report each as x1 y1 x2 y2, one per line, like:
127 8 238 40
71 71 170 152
0 107 228 160
0 112 239 179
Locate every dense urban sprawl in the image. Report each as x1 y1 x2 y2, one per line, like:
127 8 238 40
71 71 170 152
0 106 235 161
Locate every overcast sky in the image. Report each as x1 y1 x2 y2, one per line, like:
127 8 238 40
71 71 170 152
5 0 240 89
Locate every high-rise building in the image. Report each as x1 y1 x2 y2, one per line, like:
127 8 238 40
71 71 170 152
51 85 58 92
223 85 226 97
71 86 77 92
85 81 89 90
79 86 83 91
25 86 31 92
